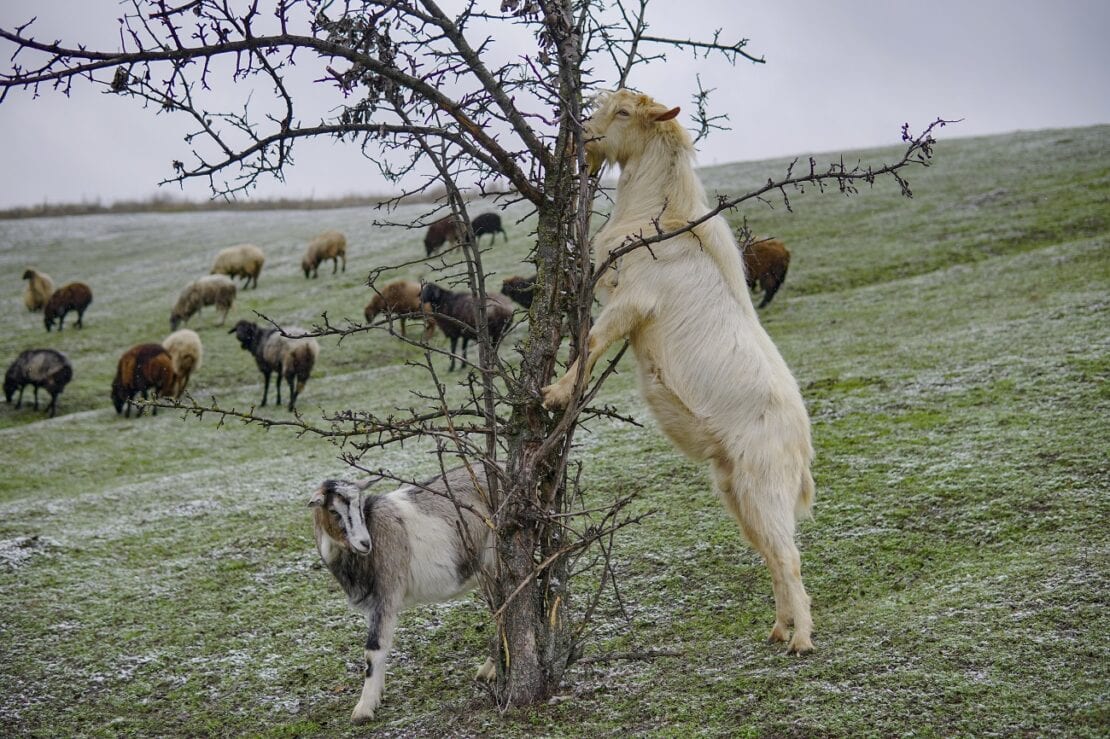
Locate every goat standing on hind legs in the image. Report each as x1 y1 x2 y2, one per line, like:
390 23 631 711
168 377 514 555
542 89 816 654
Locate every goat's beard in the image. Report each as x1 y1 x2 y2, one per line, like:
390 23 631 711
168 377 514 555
585 145 606 176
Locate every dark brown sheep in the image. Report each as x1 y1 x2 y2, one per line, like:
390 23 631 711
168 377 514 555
4 349 73 418
741 239 791 309
111 343 177 417
423 216 459 256
420 283 513 371
501 274 536 309
44 282 93 331
471 212 507 244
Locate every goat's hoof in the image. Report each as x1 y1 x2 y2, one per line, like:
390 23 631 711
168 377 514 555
475 657 496 682
541 383 570 411
351 707 376 725
787 636 814 656
767 624 790 644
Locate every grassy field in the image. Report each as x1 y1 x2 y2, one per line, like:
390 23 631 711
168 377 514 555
1 124 1107 737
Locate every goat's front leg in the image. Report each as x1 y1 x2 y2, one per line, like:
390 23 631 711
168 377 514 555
351 605 399 725
542 295 645 410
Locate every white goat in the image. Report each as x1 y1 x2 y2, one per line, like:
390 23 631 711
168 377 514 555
309 465 496 724
542 89 816 654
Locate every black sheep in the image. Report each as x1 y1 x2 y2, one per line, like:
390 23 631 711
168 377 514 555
420 283 513 371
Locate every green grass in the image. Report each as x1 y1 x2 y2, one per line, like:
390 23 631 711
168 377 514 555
1 124 1107 737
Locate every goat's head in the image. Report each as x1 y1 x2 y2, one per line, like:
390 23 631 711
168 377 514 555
583 89 684 174
309 479 375 555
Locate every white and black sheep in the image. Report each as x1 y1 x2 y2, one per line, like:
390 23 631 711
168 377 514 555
4 349 73 418
111 343 177 417
309 464 496 724
21 269 55 312
741 238 791 309
229 319 320 411
302 230 347 278
170 274 237 330
43 282 93 332
162 328 203 399
420 283 513 371
211 243 265 289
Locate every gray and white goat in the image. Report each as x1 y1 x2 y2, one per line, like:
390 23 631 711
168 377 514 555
309 465 497 724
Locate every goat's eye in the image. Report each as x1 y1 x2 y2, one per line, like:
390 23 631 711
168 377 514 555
616 109 630 118
330 510 343 523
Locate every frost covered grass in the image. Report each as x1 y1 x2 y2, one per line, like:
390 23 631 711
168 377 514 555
1 125 1107 736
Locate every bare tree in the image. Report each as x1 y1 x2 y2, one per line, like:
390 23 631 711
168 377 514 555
0 0 946 709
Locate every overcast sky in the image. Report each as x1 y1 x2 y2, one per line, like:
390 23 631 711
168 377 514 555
1 1 1108 208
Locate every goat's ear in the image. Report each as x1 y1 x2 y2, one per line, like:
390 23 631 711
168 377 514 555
308 487 327 507
654 106 680 122
355 474 384 492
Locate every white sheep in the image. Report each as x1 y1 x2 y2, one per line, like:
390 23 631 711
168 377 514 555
302 230 347 278
542 89 817 655
229 320 320 411
21 269 55 312
170 274 237 330
309 464 496 724
161 328 203 399
210 243 265 289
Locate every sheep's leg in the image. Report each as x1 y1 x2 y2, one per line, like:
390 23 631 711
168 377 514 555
351 606 399 725
758 277 779 309
340 254 346 273
260 370 271 406
14 385 24 409
448 336 459 372
542 297 645 410
32 386 40 410
47 392 58 418
137 388 148 417
286 373 297 411
274 370 283 406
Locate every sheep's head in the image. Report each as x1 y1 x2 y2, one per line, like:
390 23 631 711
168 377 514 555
309 479 374 555
22 269 35 281
229 319 259 349
3 367 18 403
420 282 445 307
110 377 126 414
301 255 313 278
583 89 685 174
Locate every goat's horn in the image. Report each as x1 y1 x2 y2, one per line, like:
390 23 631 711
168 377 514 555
654 106 680 122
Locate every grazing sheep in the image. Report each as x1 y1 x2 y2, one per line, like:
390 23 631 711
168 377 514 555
170 274 237 330
211 243 265 289
542 89 816 655
420 283 513 371
423 216 459 256
162 329 203 399
229 320 320 411
472 212 507 244
310 464 496 724
363 279 435 338
501 274 536 309
111 343 176 417
302 230 347 278
43 282 93 332
742 238 791 309
4 349 73 418
21 269 54 312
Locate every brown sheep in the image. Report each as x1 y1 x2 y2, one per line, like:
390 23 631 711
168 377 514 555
741 238 791 309
423 216 459 256
111 343 177 417
302 230 347 278
363 279 435 338
44 282 93 332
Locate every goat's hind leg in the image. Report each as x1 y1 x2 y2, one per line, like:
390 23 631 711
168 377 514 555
714 462 813 654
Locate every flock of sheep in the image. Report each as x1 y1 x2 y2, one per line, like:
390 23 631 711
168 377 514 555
7 230 353 418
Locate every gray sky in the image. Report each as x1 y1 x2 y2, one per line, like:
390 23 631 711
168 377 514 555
1 1 1108 208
